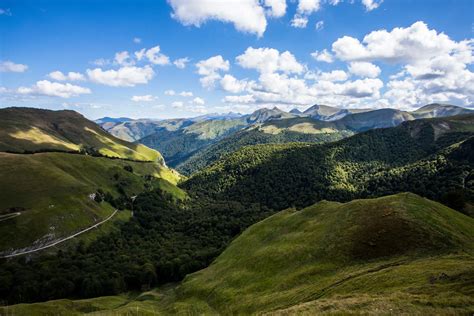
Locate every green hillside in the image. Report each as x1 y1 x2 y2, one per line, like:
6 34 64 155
173 193 474 314
0 152 182 253
0 107 161 162
0 108 182 255
4 193 473 315
184 114 474 213
176 117 354 175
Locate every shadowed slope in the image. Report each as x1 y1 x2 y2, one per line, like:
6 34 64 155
173 193 474 314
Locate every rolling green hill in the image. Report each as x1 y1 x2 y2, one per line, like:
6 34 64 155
4 193 473 315
0 107 182 255
0 152 182 254
184 114 474 213
172 193 474 314
0 107 161 162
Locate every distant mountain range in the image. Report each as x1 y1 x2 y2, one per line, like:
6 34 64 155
97 103 472 174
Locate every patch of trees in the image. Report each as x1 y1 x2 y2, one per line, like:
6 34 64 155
176 128 352 175
183 126 474 214
0 190 272 304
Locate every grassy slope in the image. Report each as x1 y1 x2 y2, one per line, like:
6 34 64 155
0 152 183 253
0 107 183 253
0 107 161 162
172 193 474 314
5 193 474 315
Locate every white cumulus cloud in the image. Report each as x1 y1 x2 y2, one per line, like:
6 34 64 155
167 0 269 37
131 95 156 102
315 20 324 31
332 21 464 63
192 97 205 105
48 71 85 81
172 101 184 108
316 70 349 82
115 51 135 66
362 0 383 11
144 46 170 65
348 61 381 78
179 91 193 97
196 55 230 88
291 15 308 28
173 57 190 69
17 80 91 98
220 74 255 93
264 0 287 17
311 49 334 63
237 47 304 74
87 66 155 87
329 21 474 107
0 61 28 73
297 0 321 14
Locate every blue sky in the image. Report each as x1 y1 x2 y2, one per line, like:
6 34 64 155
1 0 473 119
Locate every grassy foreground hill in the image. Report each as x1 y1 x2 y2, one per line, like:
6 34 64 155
3 193 473 315
0 107 182 255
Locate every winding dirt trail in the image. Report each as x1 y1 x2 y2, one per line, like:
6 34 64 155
0 209 118 258
0 212 21 222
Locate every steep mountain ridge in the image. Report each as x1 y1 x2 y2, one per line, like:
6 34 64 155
244 107 297 123
338 108 416 131
303 104 373 121
0 107 161 162
413 103 473 118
